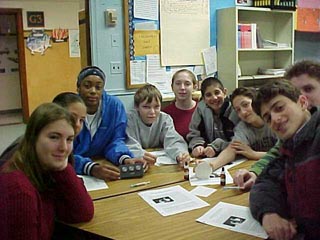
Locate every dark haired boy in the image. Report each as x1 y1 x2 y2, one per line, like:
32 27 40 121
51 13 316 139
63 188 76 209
249 80 320 240
233 60 320 190
203 87 276 171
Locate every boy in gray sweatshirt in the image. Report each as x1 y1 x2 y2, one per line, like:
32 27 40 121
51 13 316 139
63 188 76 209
126 84 190 166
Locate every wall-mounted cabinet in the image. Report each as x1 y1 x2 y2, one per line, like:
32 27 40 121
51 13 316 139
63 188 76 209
217 7 294 91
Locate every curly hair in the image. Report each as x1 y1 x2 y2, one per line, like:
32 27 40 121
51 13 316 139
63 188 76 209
285 60 320 81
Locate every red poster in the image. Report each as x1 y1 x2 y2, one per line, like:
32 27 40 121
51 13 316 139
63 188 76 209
297 8 320 32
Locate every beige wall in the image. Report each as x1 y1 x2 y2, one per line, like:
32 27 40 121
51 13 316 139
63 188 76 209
0 0 82 115
0 0 81 29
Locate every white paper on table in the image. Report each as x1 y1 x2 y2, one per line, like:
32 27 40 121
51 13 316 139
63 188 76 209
78 175 108 191
149 150 177 166
189 158 246 186
197 202 268 239
201 158 246 170
138 185 209 216
189 167 232 186
190 186 217 197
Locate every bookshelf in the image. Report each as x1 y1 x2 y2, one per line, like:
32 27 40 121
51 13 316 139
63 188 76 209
217 7 294 91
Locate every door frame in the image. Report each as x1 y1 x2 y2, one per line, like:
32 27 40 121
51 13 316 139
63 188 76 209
0 8 28 122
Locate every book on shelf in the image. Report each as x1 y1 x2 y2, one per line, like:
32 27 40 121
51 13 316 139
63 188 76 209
256 27 290 49
257 67 286 75
262 40 290 48
256 28 290 48
238 23 257 49
256 26 263 48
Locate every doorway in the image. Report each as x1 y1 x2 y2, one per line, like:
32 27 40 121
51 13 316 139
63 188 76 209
0 8 28 125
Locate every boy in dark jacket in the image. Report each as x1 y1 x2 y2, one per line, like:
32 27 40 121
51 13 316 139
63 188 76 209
250 80 320 240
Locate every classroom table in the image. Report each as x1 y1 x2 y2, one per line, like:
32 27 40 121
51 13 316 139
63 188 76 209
89 159 254 201
68 161 260 240
89 163 185 200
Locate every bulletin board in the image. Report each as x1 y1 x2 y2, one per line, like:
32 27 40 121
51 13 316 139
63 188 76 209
296 0 320 32
123 0 160 89
124 0 210 90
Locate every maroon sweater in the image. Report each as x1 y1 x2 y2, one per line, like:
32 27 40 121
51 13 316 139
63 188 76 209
0 164 94 240
163 102 197 140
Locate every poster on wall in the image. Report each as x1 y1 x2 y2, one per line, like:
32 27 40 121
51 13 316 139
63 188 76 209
297 0 320 32
52 29 68 42
69 29 80 58
26 29 51 55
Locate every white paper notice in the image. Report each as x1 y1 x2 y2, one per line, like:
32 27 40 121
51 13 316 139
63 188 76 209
78 175 108 191
146 54 171 93
197 202 268 239
160 0 209 66
135 21 157 30
138 185 209 216
202 46 217 76
134 0 159 20
190 186 217 197
69 29 80 58
130 60 146 84
193 65 206 76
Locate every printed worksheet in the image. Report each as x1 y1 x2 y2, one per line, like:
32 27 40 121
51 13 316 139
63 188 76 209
197 202 268 239
138 185 209 216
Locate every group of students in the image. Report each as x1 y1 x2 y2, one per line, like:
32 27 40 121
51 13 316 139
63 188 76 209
233 60 320 240
1 60 320 240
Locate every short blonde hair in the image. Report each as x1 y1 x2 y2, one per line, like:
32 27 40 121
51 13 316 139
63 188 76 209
134 84 162 107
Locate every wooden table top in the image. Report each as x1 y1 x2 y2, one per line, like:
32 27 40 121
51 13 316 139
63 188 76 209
89 159 254 201
70 161 260 240
89 163 185 200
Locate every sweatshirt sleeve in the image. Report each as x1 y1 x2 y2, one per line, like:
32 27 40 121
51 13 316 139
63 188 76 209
232 122 250 145
187 106 206 150
249 157 289 223
74 154 99 176
0 174 40 240
51 164 94 223
161 114 189 160
207 138 230 153
125 113 145 158
102 101 134 165
249 140 282 176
